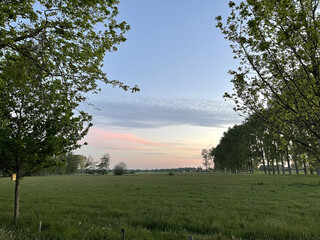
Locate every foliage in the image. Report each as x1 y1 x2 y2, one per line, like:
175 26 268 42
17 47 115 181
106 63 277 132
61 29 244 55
0 174 320 239
85 155 95 170
201 149 212 171
216 0 320 159
98 153 111 175
212 119 260 173
211 113 317 174
113 162 127 175
65 153 87 174
0 0 138 222
0 0 137 178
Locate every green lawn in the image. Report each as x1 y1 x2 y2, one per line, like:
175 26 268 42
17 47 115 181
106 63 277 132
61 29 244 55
0 173 320 239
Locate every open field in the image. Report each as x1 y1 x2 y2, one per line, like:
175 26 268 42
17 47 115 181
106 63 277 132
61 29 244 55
0 173 320 239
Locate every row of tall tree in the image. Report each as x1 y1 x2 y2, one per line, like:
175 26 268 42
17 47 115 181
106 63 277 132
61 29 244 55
211 114 320 174
211 0 320 173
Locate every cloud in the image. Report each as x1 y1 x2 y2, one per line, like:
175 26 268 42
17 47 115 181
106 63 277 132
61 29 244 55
86 96 242 129
80 126 208 155
143 152 166 155
84 128 167 149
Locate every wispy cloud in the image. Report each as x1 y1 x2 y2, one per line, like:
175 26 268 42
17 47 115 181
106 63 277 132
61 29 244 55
87 96 242 129
83 128 167 149
143 152 166 155
78 126 218 168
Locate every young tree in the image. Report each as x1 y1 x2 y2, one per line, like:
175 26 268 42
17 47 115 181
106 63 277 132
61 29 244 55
85 155 95 169
201 149 211 171
98 153 111 175
113 162 127 175
0 0 138 223
216 0 320 161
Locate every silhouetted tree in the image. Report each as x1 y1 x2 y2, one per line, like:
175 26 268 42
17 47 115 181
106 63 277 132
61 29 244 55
98 153 111 175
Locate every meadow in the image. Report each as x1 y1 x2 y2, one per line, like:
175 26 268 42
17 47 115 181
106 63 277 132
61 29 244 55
0 173 320 239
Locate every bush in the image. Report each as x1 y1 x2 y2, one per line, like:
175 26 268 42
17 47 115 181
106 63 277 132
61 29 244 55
113 162 127 175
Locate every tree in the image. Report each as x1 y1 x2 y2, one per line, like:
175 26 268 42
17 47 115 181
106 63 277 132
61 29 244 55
211 117 270 174
78 155 89 173
98 153 111 175
65 153 86 174
211 112 320 175
201 149 211 171
0 0 138 223
113 162 127 175
85 155 95 169
216 0 320 161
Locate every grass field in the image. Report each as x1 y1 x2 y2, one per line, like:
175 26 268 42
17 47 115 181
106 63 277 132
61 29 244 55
0 173 320 239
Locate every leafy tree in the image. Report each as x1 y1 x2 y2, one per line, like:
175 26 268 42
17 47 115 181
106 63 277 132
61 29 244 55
85 155 95 170
48 162 67 175
212 124 254 173
65 153 86 174
78 155 89 173
216 0 320 161
113 162 127 175
0 0 138 223
41 155 67 175
212 112 319 175
98 153 111 175
201 149 211 171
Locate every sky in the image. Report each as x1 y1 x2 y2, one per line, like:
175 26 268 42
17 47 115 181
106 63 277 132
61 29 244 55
75 0 243 169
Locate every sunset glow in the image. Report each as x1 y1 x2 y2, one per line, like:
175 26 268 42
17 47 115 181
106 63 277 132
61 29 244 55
75 0 243 168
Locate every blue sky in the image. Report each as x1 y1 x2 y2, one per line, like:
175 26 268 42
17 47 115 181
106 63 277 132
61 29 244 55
76 0 243 169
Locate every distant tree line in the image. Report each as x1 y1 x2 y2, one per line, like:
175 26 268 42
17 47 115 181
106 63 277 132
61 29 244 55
142 167 204 173
15 152 130 176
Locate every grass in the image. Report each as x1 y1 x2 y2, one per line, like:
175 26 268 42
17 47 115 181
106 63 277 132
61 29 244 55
0 173 320 239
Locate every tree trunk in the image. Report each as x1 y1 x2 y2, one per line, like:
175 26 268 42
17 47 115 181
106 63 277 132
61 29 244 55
281 154 285 175
293 156 299 174
261 151 267 174
276 160 280 174
14 176 20 223
286 150 292 174
267 159 271 175
251 160 255 174
271 159 275 175
303 160 307 175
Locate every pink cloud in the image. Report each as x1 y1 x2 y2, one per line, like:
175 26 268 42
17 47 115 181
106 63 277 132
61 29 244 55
76 128 205 168
82 127 167 149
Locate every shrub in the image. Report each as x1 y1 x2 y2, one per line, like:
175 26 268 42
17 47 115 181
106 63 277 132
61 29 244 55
113 162 127 175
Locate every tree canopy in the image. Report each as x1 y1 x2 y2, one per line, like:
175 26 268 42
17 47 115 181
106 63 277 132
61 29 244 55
216 0 320 159
98 153 111 174
0 0 138 222
211 113 317 174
